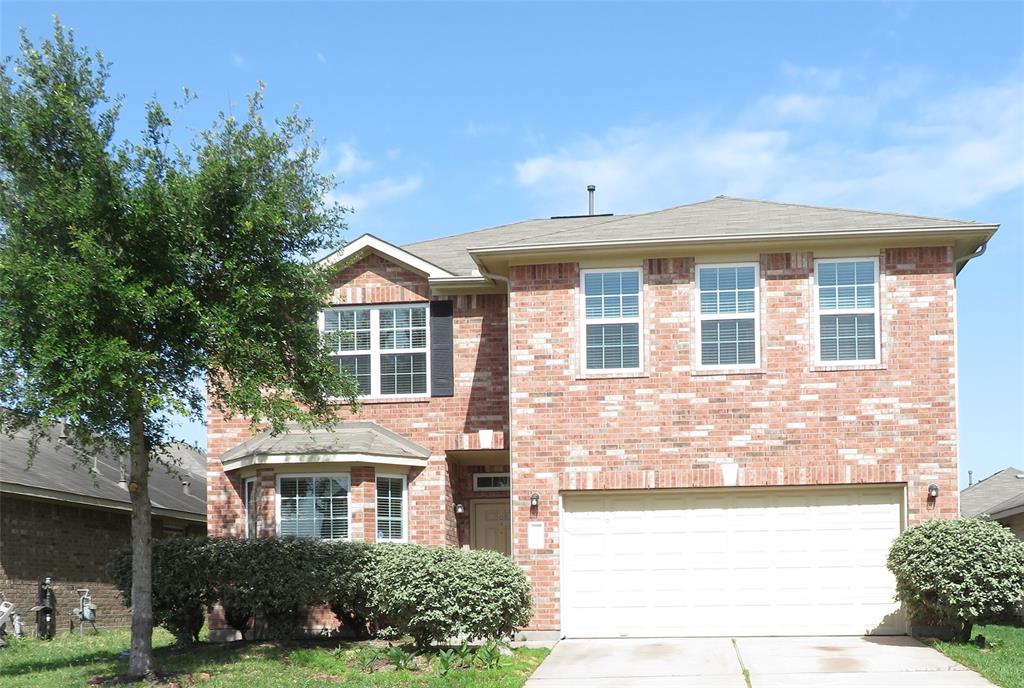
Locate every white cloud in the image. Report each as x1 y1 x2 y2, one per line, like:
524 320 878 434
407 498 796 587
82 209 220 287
334 143 373 177
316 51 328 65
231 53 247 68
331 176 423 212
514 71 1024 218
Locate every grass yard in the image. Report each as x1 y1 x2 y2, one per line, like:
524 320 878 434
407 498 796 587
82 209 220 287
0 628 549 688
931 624 1024 688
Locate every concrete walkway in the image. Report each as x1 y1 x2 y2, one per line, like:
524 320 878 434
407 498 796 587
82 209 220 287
524 636 997 687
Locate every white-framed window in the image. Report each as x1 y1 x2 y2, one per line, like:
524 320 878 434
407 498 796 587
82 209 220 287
581 268 643 373
696 263 760 368
375 474 407 542
321 304 429 397
277 474 350 540
814 258 880 364
243 477 260 539
473 472 510 492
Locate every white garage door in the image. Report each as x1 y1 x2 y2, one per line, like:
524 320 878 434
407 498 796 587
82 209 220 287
561 485 905 637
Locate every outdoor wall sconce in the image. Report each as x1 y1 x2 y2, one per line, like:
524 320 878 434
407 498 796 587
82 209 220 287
927 484 940 499
530 493 540 508
454 503 465 515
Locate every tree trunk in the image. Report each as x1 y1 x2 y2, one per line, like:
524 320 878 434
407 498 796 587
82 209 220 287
127 408 154 679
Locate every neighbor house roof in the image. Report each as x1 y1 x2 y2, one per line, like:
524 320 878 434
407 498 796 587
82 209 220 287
400 196 996 276
960 467 1024 517
0 424 207 522
218 421 431 472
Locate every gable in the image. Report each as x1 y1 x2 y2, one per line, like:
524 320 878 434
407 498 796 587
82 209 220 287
328 252 430 304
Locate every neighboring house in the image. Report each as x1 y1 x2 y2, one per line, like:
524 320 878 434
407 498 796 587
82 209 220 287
206 195 997 640
0 424 206 630
961 467 1024 540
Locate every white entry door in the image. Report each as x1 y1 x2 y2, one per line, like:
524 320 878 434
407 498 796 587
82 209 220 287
561 485 905 638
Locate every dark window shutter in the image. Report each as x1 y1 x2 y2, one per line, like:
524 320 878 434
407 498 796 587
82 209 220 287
430 300 454 397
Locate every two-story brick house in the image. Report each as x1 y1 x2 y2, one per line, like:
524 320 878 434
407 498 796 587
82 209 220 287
206 196 997 639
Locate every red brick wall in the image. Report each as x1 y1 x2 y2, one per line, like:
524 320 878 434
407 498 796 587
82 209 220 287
0 494 204 631
206 253 509 546
507 247 959 630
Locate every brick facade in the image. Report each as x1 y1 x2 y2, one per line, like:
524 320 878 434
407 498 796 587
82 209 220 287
0 494 204 632
206 244 960 635
205 254 511 628
507 247 958 630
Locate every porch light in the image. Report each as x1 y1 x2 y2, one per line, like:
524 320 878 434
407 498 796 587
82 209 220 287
454 503 465 515
530 493 540 508
927 484 939 498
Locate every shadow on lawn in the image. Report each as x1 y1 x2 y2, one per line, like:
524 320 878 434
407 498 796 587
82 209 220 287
0 640 289 679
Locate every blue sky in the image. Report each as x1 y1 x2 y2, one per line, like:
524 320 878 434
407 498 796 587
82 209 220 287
3 2 1022 488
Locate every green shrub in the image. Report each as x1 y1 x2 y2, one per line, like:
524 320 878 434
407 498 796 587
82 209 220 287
317 541 376 640
887 517 1024 641
108 536 213 645
368 544 531 649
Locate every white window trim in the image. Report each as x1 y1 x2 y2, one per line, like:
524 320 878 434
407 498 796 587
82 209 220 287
275 472 352 541
243 477 257 539
320 303 431 400
375 473 408 543
812 256 881 366
473 472 510 492
694 261 761 370
579 267 645 374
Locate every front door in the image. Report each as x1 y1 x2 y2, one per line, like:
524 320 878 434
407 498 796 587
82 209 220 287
472 500 511 555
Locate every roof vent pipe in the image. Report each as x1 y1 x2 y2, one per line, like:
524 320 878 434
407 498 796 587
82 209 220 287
587 185 596 216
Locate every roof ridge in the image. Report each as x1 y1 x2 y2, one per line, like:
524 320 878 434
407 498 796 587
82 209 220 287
715 196 984 226
403 218 570 249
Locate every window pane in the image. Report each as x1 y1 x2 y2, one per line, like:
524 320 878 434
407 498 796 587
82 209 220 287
323 308 371 353
335 354 371 395
380 353 427 395
586 323 640 370
376 477 404 541
701 319 756 366
279 476 348 541
699 266 756 315
820 314 875 361
583 271 641 320
379 306 427 351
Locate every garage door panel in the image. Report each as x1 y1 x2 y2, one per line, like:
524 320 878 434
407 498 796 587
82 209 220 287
561 486 905 638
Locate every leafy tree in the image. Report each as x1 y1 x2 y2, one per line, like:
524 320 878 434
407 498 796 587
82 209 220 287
0 18 359 678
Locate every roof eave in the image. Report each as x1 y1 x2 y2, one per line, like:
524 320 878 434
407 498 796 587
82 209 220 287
1 481 207 522
468 224 999 276
221 451 430 473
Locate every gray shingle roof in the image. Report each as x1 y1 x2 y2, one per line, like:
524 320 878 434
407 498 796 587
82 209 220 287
0 424 206 519
403 196 991 276
219 421 431 464
960 467 1024 517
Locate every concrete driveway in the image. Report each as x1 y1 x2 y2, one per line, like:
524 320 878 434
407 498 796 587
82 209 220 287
524 636 997 687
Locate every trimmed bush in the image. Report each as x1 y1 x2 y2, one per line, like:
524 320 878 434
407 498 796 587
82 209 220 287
109 536 213 645
318 541 376 640
369 544 531 649
109 537 532 645
887 517 1024 642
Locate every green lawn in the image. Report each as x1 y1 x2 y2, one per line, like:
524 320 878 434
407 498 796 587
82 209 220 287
931 624 1024 688
0 629 549 688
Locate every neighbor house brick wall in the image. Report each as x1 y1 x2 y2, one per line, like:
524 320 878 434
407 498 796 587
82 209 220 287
0 494 204 631
507 247 959 630
206 253 509 545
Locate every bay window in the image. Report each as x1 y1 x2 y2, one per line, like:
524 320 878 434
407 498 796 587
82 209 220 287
277 474 350 540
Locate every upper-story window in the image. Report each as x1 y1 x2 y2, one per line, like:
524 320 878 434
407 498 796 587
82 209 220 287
814 258 879 364
322 304 429 397
581 268 643 373
697 263 759 368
